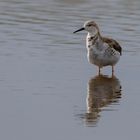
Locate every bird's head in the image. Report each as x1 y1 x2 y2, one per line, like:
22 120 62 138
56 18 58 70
73 20 100 35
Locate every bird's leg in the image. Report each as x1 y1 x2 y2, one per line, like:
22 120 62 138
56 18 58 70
112 66 114 76
98 67 101 75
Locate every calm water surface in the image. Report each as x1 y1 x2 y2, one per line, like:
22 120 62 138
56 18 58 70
0 0 140 139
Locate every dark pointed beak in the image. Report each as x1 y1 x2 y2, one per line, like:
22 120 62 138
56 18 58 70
73 27 85 33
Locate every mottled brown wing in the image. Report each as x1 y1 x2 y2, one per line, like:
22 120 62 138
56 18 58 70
102 37 122 55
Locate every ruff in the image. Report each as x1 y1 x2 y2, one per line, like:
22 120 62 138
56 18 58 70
73 20 122 74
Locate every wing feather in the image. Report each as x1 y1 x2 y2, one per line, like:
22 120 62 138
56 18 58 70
102 37 122 55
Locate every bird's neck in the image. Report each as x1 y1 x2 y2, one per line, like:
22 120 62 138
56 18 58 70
88 32 103 47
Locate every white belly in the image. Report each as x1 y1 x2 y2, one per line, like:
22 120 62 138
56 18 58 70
87 48 120 67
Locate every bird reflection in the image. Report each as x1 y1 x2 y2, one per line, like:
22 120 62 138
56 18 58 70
84 74 122 126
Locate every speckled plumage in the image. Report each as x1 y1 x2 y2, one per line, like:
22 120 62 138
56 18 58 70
74 20 122 74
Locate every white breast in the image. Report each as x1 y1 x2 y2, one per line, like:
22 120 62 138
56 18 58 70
86 36 120 67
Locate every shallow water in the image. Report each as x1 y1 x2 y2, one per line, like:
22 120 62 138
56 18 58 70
0 0 140 139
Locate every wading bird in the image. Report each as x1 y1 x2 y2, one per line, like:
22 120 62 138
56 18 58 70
74 20 122 75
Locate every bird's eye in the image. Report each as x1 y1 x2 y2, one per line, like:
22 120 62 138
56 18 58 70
88 24 92 27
